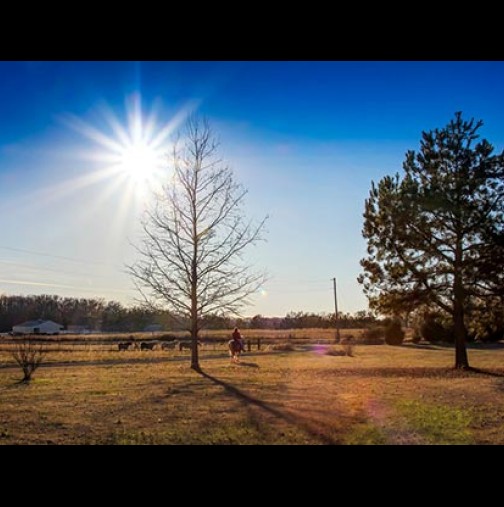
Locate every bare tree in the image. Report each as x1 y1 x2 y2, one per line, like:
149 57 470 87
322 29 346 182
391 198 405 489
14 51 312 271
11 339 47 383
128 118 268 370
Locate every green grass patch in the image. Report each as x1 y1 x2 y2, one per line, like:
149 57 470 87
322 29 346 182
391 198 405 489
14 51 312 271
344 423 387 445
396 400 473 444
91 422 305 445
85 430 160 445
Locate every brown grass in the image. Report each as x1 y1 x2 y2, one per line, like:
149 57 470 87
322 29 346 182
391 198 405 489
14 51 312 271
325 344 354 357
271 342 296 352
0 341 503 444
3 328 371 343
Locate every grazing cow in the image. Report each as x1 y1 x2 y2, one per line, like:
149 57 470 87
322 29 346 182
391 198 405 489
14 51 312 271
140 341 156 351
179 340 201 351
118 341 133 351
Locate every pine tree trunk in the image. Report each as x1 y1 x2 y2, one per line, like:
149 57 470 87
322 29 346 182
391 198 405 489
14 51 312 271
453 242 470 370
453 286 469 370
454 311 469 369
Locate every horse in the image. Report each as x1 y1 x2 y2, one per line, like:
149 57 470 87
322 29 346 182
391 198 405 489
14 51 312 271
228 339 244 363
118 341 133 351
140 341 156 351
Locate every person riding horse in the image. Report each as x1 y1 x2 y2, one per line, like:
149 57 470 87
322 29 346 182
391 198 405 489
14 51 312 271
229 327 245 362
232 327 245 353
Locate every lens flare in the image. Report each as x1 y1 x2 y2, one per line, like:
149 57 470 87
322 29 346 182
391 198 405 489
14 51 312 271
62 94 199 197
118 141 161 183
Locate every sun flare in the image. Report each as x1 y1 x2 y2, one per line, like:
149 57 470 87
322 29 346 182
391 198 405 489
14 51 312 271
63 94 198 198
118 141 160 183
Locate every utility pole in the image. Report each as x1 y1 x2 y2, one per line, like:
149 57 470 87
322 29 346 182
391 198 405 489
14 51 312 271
332 277 341 343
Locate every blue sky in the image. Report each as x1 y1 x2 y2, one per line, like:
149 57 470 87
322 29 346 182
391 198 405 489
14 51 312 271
0 61 503 316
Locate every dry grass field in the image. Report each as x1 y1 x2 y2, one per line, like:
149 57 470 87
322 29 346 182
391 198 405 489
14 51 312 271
5 328 367 343
1 338 503 444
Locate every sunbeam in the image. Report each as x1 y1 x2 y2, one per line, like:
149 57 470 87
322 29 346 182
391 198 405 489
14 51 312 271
0 95 199 231
61 94 198 199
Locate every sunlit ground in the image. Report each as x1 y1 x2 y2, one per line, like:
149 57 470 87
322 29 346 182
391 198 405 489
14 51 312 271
1 343 503 444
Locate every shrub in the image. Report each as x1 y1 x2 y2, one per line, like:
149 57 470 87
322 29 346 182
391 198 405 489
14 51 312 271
325 336 355 357
343 343 354 356
10 340 47 383
341 335 355 356
420 318 454 343
361 326 385 345
325 346 346 357
384 320 405 345
478 327 504 343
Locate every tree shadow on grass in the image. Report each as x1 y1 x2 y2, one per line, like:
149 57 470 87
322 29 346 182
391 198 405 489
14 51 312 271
198 369 339 444
0 379 31 390
405 342 504 351
231 361 259 368
320 366 504 379
466 367 504 378
403 343 444 351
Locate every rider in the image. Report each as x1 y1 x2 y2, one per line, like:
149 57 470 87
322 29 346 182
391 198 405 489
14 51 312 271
232 327 245 352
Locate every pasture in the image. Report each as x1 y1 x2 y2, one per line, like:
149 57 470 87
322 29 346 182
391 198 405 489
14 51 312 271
4 327 364 343
1 337 504 444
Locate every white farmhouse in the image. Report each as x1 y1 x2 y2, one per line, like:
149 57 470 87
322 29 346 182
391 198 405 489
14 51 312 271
12 319 63 335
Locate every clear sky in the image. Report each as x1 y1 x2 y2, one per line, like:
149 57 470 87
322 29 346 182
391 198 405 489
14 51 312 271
1 61 503 317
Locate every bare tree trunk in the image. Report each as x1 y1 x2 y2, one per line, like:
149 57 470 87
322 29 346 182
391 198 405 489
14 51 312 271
190 317 199 370
190 261 199 371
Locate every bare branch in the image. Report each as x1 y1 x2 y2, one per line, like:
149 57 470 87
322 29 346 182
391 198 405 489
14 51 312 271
127 117 268 369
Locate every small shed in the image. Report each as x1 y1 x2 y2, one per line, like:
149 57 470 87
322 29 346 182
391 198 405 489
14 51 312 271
12 319 63 335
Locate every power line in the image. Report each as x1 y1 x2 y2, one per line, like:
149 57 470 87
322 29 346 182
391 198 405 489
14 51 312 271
0 277 132 295
266 278 329 285
264 288 328 294
0 245 120 267
0 259 124 280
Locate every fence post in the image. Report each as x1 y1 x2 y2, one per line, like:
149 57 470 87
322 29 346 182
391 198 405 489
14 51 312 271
257 338 261 351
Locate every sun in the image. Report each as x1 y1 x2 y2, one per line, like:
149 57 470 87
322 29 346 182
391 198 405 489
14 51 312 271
63 93 198 197
118 140 160 183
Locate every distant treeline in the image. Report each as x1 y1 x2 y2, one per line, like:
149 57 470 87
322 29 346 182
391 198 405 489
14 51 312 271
245 311 377 329
0 294 377 333
0 294 163 333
